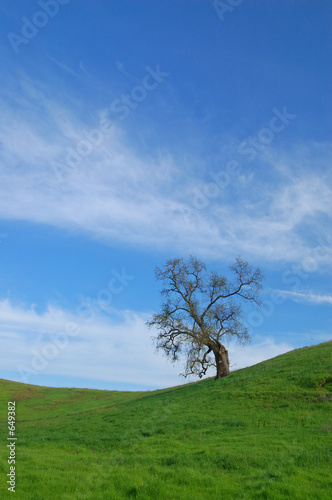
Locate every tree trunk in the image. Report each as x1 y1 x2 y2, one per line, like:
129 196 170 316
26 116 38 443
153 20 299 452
214 346 230 379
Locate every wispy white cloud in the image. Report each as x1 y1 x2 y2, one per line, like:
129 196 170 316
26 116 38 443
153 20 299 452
45 54 84 80
277 290 332 305
227 338 293 371
0 73 331 265
0 298 187 388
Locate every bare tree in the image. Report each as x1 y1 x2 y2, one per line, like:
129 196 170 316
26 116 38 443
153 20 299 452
147 256 264 380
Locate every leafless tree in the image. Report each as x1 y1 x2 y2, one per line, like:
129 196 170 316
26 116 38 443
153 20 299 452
147 256 264 379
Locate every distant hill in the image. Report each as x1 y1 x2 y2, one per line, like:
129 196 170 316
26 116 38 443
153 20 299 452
1 341 331 499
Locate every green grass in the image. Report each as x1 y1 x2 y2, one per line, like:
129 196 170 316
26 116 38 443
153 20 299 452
1 341 331 499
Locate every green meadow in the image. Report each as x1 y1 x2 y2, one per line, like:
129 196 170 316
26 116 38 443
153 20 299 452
1 341 331 499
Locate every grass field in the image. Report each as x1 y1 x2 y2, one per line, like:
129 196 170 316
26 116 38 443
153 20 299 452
1 341 331 499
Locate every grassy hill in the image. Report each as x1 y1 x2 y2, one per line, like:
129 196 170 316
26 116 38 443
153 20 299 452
1 341 331 499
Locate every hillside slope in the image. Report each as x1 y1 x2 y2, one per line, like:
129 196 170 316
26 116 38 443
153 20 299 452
1 341 331 499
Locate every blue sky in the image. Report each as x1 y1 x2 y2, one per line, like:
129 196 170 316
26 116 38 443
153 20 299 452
0 0 331 391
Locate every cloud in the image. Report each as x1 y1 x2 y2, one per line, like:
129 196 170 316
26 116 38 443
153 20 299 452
0 299 299 389
0 73 331 265
45 54 84 80
277 290 332 305
0 298 188 388
226 338 293 371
